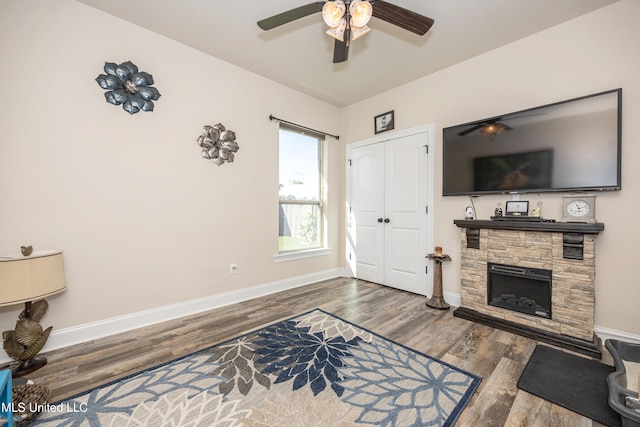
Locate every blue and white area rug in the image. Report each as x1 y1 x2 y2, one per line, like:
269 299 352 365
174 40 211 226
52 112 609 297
32 309 481 426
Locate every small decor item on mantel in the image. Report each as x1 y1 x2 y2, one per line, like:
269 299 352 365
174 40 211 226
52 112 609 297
95 61 161 114
531 201 543 218
505 200 529 216
561 194 596 223
426 247 452 310
197 123 240 166
465 206 474 220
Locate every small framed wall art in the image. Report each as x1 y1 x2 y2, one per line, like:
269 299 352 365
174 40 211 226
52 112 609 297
374 110 394 134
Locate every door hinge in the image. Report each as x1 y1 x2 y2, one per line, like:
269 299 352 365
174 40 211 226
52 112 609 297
425 266 428 274
425 206 428 214
349 253 352 260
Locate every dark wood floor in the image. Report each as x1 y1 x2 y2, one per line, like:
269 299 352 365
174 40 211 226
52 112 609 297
29 277 611 426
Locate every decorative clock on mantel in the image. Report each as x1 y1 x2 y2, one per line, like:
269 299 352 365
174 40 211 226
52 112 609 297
561 194 597 223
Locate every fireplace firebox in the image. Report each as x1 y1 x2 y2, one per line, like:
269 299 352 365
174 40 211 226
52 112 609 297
487 263 552 319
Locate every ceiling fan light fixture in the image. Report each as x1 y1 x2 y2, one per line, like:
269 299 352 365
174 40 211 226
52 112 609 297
480 123 507 135
257 1 435 63
350 0 372 27
350 23 370 41
322 1 346 28
325 17 347 41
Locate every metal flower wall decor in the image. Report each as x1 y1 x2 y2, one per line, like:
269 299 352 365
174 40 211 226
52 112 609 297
95 61 161 114
197 123 240 166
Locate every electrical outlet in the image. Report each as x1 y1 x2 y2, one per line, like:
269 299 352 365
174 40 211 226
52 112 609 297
230 264 237 274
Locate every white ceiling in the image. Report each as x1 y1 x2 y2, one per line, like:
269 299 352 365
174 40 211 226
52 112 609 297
75 0 618 107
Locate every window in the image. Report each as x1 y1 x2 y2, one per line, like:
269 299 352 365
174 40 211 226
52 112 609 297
278 125 324 253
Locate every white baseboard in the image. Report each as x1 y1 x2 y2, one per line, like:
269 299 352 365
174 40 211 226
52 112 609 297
595 326 640 345
0 268 345 365
443 291 461 308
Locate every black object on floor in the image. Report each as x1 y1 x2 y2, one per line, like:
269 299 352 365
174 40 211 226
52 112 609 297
517 344 622 427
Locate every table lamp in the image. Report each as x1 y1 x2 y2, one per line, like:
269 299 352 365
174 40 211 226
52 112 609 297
0 248 66 377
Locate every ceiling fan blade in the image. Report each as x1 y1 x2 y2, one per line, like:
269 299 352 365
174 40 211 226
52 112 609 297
458 124 484 136
333 38 350 63
371 0 434 35
257 2 325 30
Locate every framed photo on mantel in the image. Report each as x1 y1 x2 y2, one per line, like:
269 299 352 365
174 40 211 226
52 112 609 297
374 110 394 134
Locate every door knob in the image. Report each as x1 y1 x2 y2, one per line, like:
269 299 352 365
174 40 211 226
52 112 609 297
384 218 390 223
377 218 383 223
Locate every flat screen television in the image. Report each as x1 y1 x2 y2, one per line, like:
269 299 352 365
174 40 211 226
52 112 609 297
442 89 622 196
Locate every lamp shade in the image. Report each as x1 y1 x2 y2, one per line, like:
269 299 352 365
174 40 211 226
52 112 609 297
350 0 372 27
322 1 346 28
0 250 66 307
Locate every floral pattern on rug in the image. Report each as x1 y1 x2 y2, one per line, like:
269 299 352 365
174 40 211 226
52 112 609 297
242 385 365 427
340 339 476 426
31 309 481 427
109 391 248 427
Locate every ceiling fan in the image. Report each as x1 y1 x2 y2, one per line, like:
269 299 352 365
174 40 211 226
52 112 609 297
457 112 548 137
257 1 434 63
458 119 512 137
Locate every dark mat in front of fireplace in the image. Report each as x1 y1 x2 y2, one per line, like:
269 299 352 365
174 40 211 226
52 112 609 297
517 344 621 427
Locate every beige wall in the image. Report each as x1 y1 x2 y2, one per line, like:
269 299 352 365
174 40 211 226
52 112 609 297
339 0 640 337
0 0 343 330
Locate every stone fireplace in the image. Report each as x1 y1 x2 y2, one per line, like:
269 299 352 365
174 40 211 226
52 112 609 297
453 219 604 357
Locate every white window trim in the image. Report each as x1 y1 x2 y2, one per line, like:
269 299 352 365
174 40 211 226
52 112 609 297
273 247 332 263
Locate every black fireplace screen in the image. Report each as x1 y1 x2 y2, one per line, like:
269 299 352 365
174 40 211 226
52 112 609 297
487 263 552 319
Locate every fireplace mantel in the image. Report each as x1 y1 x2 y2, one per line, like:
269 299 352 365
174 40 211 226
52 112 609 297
453 219 604 357
453 219 604 234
